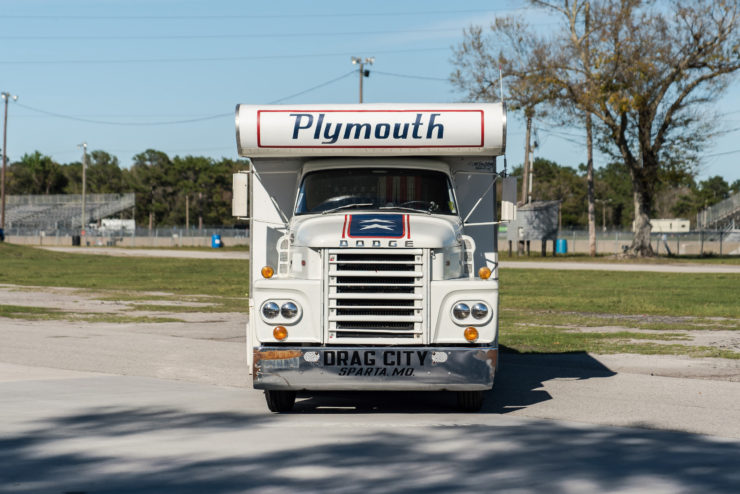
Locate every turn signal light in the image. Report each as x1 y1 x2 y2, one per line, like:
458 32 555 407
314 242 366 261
478 266 492 279
261 265 275 278
273 326 288 341
464 327 479 342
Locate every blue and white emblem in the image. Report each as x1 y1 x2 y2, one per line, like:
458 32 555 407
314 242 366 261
347 214 407 238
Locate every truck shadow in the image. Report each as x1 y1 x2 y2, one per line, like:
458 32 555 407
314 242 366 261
293 349 615 413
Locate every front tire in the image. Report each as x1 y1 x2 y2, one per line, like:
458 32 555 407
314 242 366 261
457 390 484 412
264 390 296 412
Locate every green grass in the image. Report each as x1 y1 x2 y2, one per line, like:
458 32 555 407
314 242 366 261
500 269 740 318
0 242 248 298
2 242 738 358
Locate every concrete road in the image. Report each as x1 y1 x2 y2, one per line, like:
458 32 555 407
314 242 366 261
1 359 739 494
2 306 740 493
41 246 251 260
499 260 740 274
39 246 740 273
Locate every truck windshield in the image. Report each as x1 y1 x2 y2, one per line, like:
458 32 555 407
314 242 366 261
295 168 458 215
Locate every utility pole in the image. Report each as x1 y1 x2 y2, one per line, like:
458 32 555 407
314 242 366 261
521 112 532 205
78 142 88 241
351 56 374 103
1 91 18 231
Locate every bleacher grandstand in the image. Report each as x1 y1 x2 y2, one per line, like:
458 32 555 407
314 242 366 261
697 191 740 231
5 194 135 230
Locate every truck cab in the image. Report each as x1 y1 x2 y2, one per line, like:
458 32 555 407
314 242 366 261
233 103 513 412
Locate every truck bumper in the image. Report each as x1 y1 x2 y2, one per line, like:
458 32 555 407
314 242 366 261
253 346 498 391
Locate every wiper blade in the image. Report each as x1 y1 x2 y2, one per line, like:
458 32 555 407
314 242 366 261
379 206 432 215
321 202 374 215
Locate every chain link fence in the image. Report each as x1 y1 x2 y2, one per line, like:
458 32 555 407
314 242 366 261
3 226 249 248
501 229 740 256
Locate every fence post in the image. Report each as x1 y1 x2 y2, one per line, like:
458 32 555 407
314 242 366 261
572 230 576 253
720 231 724 256
700 230 703 256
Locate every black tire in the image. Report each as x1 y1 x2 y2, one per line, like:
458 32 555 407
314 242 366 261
457 390 484 412
264 390 296 412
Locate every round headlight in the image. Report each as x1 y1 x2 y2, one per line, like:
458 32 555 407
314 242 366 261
262 301 280 319
281 301 298 319
452 303 470 320
471 303 489 319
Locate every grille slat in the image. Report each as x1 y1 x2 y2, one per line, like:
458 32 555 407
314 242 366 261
327 249 425 343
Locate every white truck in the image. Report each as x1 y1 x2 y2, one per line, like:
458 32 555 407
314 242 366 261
232 103 514 412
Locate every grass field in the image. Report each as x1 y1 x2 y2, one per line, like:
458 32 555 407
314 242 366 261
1 242 738 358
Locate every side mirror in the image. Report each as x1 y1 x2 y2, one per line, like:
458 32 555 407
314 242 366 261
500 176 517 222
232 171 249 218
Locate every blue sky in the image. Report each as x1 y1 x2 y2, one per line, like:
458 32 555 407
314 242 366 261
2 0 739 184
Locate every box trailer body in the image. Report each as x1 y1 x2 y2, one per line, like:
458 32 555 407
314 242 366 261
233 103 512 411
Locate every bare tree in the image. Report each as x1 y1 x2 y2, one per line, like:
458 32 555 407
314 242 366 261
452 19 553 207
452 0 740 256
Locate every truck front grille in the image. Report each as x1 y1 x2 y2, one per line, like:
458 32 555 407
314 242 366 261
326 249 426 344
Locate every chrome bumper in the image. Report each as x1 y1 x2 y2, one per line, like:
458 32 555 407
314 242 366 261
253 346 498 391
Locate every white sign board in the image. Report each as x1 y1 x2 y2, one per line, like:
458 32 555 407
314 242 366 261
236 103 506 158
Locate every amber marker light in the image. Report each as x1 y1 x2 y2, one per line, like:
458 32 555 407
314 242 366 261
478 266 492 279
273 326 288 341
464 327 479 342
261 265 275 278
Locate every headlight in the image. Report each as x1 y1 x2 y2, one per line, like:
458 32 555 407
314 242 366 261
281 302 298 319
471 303 489 319
452 303 470 320
262 302 280 319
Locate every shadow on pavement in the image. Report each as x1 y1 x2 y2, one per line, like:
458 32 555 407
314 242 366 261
1 400 737 493
291 350 615 413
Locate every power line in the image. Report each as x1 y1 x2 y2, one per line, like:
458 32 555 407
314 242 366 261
12 70 359 126
0 28 463 41
3 9 511 20
15 103 230 126
704 148 740 158
0 47 448 65
269 70 356 104
372 70 448 82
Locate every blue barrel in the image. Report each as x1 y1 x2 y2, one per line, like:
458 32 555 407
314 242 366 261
556 238 568 254
211 234 222 248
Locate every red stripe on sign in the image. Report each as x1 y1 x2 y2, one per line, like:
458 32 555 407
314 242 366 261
256 111 262 148
342 215 348 238
406 215 411 238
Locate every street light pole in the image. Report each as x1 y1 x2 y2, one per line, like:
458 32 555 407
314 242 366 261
351 56 374 103
595 198 611 232
1 91 18 231
78 142 88 240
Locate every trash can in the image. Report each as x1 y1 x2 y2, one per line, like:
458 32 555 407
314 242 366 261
555 238 568 254
0 228 4 242
211 234 223 248
72 235 81 246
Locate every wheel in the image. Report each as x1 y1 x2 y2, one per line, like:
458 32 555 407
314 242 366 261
264 390 297 412
456 390 484 412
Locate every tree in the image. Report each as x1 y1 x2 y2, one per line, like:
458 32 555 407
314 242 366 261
126 149 172 229
451 18 554 207
7 152 67 195
64 150 125 194
452 0 740 256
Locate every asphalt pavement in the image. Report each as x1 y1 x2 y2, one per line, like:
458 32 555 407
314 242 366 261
2 357 739 494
